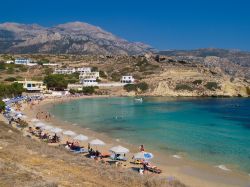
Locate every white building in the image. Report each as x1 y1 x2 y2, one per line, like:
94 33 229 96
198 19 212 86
53 67 92 75
53 68 76 74
16 79 46 92
79 72 99 79
43 63 59 67
79 71 100 86
76 67 91 74
81 78 98 86
121 76 135 84
14 58 37 66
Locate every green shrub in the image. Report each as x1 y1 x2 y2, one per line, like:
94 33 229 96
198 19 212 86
0 82 24 98
99 70 107 78
82 86 98 95
0 63 6 70
175 84 193 91
44 74 68 91
0 100 6 112
44 67 53 75
123 82 149 93
4 77 17 82
192 80 202 85
124 84 137 92
205 82 220 91
19 65 28 72
7 67 14 74
137 82 149 92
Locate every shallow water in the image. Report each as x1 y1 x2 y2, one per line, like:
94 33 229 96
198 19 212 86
50 97 250 173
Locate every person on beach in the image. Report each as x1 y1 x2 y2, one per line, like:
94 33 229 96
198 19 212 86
139 145 145 152
88 143 91 151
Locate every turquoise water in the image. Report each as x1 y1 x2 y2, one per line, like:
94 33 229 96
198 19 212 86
50 97 250 173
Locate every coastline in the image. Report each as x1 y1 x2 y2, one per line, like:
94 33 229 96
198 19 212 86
24 95 250 187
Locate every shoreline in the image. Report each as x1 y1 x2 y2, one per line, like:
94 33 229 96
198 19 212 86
24 95 250 187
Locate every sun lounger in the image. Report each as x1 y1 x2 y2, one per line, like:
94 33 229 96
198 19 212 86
70 148 88 154
132 160 143 165
110 154 127 161
146 165 162 174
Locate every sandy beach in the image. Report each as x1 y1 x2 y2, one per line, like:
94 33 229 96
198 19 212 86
21 95 250 187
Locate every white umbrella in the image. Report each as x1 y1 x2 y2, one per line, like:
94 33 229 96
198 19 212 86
35 122 46 128
109 145 129 154
43 125 53 130
16 114 23 118
73 134 88 141
90 139 105 146
63 130 76 136
31 118 39 122
50 127 63 133
133 152 154 160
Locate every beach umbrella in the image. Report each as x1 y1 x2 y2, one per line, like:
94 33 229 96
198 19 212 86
21 115 27 119
109 145 129 154
73 134 88 141
31 118 39 122
90 139 105 146
35 122 46 128
133 152 154 160
16 113 23 118
50 127 63 133
43 125 53 130
63 130 76 137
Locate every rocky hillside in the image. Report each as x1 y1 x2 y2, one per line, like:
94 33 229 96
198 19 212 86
158 48 250 79
0 22 155 55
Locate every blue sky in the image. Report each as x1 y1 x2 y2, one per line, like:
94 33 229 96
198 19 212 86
1 0 250 51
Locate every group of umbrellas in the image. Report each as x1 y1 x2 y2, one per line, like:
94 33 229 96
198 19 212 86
32 119 154 160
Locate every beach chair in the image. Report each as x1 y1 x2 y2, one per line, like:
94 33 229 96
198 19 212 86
70 147 88 154
146 165 162 174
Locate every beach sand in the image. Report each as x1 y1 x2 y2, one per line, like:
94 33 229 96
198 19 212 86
22 95 250 187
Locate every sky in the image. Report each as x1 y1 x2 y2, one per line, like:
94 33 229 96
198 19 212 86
0 0 250 51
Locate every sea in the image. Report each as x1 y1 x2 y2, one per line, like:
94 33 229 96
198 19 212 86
49 97 250 174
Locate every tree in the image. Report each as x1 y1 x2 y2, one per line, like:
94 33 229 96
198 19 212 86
0 100 6 112
82 86 97 95
44 74 68 91
99 70 107 78
0 82 24 98
137 82 149 92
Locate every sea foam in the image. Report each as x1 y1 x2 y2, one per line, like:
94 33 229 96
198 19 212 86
172 155 182 159
216 165 231 171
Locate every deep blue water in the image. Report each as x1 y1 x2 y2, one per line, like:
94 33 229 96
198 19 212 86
50 97 250 173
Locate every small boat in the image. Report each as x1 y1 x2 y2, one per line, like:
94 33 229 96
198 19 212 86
134 98 143 102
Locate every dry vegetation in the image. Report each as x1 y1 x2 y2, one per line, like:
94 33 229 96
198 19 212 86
0 121 187 187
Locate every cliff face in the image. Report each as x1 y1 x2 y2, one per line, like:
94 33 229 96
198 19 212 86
0 22 155 55
142 66 249 97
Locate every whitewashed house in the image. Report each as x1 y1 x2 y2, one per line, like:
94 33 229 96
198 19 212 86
16 79 46 92
53 68 76 74
79 72 99 79
14 58 37 66
81 78 98 86
79 72 100 86
76 67 91 74
121 76 135 84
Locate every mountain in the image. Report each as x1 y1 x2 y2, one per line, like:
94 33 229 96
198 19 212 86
0 22 155 55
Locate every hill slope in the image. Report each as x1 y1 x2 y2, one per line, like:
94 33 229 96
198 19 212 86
0 22 155 55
